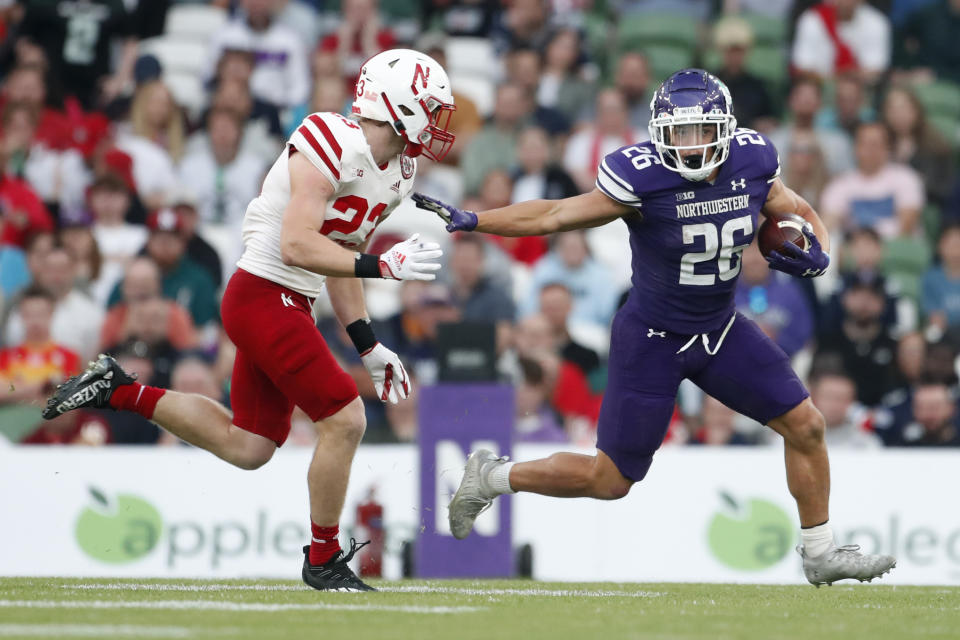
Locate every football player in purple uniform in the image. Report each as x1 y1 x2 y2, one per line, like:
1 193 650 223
413 69 895 586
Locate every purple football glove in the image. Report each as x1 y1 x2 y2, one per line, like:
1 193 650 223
411 192 478 232
766 224 830 278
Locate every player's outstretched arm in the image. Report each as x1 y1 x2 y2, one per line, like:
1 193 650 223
281 152 441 280
762 178 831 278
413 189 633 237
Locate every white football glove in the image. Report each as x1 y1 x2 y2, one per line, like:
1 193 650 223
360 343 411 404
378 233 443 281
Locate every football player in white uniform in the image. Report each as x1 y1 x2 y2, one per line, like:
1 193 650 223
43 49 457 591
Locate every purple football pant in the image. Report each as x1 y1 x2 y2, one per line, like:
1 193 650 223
596 308 809 482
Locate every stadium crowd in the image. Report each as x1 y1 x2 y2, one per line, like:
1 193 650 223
1 0 959 449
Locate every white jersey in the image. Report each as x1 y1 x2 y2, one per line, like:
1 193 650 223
237 112 417 297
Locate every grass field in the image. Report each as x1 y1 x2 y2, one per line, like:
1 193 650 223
1 577 958 640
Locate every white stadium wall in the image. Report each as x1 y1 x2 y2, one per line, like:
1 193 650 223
1 445 958 585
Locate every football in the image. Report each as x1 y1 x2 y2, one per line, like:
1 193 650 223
757 212 810 258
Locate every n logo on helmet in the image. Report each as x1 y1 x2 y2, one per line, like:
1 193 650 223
413 63 430 92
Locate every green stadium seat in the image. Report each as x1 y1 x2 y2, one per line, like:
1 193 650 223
741 13 787 46
928 114 960 151
746 46 787 86
617 13 700 51
630 44 695 84
882 236 933 305
915 81 960 119
379 0 418 19
923 204 944 246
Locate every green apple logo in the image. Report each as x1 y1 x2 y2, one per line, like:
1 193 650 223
75 487 163 563
707 491 794 570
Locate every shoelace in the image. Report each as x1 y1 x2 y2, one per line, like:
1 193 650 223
335 538 370 566
835 544 861 554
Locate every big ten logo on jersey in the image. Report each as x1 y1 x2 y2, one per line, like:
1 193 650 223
320 195 388 248
622 145 662 171
434 440 502 537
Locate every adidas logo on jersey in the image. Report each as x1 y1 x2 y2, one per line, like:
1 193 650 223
390 181 401 193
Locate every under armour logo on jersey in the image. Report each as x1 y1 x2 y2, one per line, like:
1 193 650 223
390 180 401 193
802 268 824 277
647 328 666 338
731 178 746 191
281 293 295 307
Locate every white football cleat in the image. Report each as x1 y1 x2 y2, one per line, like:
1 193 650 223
798 544 896 587
447 449 508 540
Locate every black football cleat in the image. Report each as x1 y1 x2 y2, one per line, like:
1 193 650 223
302 539 376 592
42 353 137 420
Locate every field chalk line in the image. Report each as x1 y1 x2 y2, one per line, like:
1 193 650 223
60 582 663 598
0 623 192 638
0 599 482 614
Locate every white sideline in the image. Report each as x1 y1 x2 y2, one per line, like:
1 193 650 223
61 582 662 598
0 599 481 614
0 624 192 638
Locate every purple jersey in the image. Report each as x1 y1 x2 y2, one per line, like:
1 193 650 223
596 128 781 334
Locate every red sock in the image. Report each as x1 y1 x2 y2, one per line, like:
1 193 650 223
309 523 341 565
108 382 165 420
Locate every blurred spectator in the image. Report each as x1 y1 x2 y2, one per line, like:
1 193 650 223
0 285 79 406
140 209 219 331
689 396 752 445
791 0 891 84
273 0 320 51
58 224 102 295
467 168 549 266
108 302 183 389
169 187 224 290
563 89 638 194
512 126 578 203
171 356 224 404
515 356 566 443
449 234 516 324
2 102 89 221
769 78 855 178
0 156 54 249
88 173 147 305
781 129 831 208
20 409 112 445
0 64 72 152
875 330 927 442
735 243 814 357
810 371 882 448
0 218 29 301
178 108 268 227
536 28 595 125
460 83 530 195
16 0 138 109
538 282 602 375
492 0 553 52
921 223 960 335
503 46 569 134
397 283 462 384
206 0 310 109
207 50 284 160
814 272 900 406
522 230 619 329
100 256 198 352
820 122 925 238
611 52 652 132
815 72 874 137
422 0 499 37
125 79 185 164
318 0 395 85
897 380 960 446
893 0 960 84
881 84 956 207
4 245 103 360
710 16 776 131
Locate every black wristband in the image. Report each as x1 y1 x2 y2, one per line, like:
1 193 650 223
354 253 381 278
346 319 377 354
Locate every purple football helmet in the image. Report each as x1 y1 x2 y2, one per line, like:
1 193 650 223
648 69 737 182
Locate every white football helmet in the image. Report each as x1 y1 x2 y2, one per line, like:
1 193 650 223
351 49 457 162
